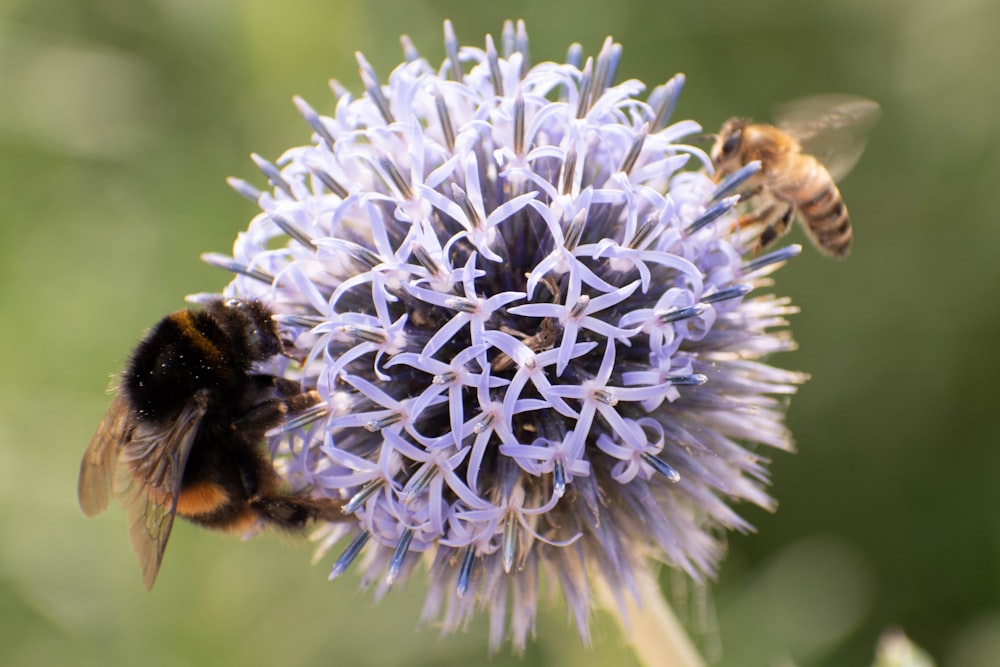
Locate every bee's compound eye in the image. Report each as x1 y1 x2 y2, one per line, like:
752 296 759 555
721 130 742 156
224 298 244 310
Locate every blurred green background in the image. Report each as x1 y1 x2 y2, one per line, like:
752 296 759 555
2 0 998 665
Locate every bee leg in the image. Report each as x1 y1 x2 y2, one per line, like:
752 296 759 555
737 184 764 203
268 377 321 414
310 497 349 521
731 205 776 238
248 375 321 415
250 497 314 528
755 204 795 253
732 201 794 255
230 398 290 433
231 455 310 528
251 495 347 528
246 374 304 399
232 388 321 435
284 390 321 414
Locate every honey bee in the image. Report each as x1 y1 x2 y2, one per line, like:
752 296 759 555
78 298 343 589
710 95 880 258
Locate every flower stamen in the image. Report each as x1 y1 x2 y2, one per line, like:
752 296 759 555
329 530 370 579
386 527 414 585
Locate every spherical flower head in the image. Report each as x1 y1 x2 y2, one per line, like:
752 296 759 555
202 20 808 651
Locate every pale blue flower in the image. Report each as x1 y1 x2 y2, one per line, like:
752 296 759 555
203 20 808 651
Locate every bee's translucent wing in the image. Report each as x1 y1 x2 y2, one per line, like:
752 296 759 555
114 390 209 590
775 94 880 181
78 393 133 517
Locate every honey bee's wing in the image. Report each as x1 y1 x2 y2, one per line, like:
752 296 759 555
116 390 209 590
79 393 133 516
775 94 880 181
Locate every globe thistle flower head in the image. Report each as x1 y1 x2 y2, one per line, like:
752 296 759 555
203 20 808 651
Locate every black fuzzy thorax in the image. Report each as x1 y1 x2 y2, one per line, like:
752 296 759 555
124 308 259 423
122 305 288 511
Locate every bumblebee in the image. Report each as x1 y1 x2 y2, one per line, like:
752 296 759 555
78 298 342 589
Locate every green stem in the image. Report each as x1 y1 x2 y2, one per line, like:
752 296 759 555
598 567 707 667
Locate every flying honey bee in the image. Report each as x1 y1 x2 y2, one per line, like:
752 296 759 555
78 298 344 589
710 95 880 258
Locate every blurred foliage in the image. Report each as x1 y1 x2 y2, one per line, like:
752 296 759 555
1 0 998 665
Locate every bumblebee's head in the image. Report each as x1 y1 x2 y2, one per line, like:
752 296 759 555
210 298 283 361
710 117 748 174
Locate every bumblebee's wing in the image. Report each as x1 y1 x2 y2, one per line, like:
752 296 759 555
79 394 133 517
775 94 880 181
115 390 209 590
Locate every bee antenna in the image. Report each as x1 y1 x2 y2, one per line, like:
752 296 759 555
691 132 717 143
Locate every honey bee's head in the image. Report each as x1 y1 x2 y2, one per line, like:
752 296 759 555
710 117 749 175
209 298 283 361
